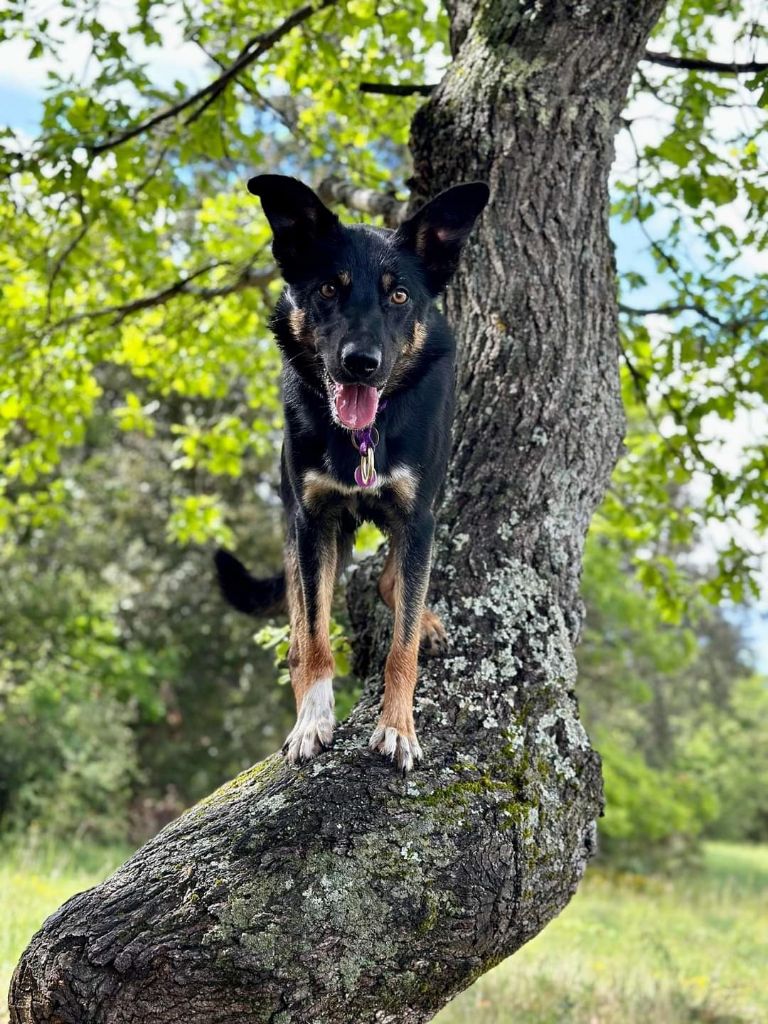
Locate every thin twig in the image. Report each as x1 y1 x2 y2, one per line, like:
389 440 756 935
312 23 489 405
88 0 336 155
45 216 92 321
643 50 768 74
618 302 726 329
41 261 276 335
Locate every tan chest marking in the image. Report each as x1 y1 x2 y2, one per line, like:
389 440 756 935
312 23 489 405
302 465 418 511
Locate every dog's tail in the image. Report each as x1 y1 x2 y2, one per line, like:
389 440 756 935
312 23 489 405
214 549 286 616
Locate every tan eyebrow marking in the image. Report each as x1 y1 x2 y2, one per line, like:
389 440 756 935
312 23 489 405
338 270 351 286
382 271 395 292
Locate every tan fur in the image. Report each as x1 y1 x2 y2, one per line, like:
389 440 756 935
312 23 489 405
302 470 358 509
303 534 336 690
378 546 398 609
388 468 417 512
385 322 429 395
411 320 427 352
338 270 351 286
376 547 431 738
284 545 307 708
302 467 416 510
285 540 336 707
288 307 314 348
381 271 395 292
377 544 446 655
381 639 420 738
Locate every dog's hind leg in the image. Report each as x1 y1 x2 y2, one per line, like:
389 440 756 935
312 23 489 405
282 518 337 764
370 515 436 772
378 545 447 657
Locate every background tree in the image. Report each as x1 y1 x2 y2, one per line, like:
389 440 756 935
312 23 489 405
2 0 767 1022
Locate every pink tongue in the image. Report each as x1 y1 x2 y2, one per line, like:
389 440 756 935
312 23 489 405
334 384 380 429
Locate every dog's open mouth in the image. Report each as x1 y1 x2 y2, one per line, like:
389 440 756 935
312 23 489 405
332 382 380 430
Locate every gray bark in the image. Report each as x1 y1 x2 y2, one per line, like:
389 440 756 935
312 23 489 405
10 2 667 1022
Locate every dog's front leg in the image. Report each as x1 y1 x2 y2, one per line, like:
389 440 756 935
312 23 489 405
282 510 337 764
369 512 434 772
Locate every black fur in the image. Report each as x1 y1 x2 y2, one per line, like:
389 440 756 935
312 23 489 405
216 175 489 641
214 549 285 616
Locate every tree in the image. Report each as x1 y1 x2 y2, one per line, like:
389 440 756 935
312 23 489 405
5 1 766 1022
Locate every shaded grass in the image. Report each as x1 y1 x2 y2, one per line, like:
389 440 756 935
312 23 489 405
435 842 768 1024
1 841 765 1023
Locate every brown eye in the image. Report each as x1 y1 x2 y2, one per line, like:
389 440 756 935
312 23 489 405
391 287 409 305
319 281 337 299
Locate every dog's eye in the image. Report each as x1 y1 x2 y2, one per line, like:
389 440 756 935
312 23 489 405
391 287 409 305
319 281 337 299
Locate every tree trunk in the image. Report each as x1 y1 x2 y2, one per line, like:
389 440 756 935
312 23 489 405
10 2 666 1022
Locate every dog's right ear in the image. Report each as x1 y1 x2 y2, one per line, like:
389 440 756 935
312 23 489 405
247 175 340 279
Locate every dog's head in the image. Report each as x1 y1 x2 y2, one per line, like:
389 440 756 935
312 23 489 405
247 174 489 429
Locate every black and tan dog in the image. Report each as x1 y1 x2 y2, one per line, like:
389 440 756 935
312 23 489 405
216 174 488 771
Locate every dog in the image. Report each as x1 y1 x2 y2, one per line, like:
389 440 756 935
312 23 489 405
215 174 489 771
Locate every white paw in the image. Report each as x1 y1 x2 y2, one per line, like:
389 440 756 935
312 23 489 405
283 678 335 764
369 724 423 773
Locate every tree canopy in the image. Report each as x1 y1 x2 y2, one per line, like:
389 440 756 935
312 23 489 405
1 0 766 608
0 0 766 855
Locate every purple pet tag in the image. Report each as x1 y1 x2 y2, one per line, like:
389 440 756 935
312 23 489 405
352 424 380 487
354 463 378 488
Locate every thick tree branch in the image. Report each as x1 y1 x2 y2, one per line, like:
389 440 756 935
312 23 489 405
317 176 408 226
359 81 437 96
360 49 768 98
88 0 336 155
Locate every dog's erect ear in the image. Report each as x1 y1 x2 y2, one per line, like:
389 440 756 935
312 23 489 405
394 182 490 294
247 174 340 278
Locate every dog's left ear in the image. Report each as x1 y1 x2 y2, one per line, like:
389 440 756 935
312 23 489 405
247 174 341 279
394 181 490 294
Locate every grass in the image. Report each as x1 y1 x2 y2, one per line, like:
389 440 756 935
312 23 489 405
434 842 768 1024
1 841 766 1023
1 838 129 1024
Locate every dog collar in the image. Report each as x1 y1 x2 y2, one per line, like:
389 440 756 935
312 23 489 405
351 400 387 488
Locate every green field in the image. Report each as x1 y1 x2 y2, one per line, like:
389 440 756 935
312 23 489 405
2 842 766 1024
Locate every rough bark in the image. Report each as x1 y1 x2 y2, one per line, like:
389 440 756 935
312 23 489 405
10 2 667 1022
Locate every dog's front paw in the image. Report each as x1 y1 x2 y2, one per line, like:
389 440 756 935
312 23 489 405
369 722 423 773
283 678 335 764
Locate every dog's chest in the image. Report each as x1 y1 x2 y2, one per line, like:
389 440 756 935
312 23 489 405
301 463 417 518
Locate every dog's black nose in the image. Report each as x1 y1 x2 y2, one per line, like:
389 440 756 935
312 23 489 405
341 343 382 378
